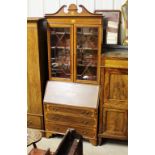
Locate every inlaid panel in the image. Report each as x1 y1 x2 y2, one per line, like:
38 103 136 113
109 74 128 100
104 68 128 101
103 108 128 137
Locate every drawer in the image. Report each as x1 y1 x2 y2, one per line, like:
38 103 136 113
45 113 96 127
44 104 96 118
102 59 128 69
45 121 96 139
27 115 43 129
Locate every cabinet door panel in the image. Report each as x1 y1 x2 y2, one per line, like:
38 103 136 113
47 25 74 81
104 68 128 101
103 108 128 139
27 23 42 114
74 25 101 84
27 115 43 130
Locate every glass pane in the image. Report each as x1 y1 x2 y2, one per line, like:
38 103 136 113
50 27 71 79
76 27 98 81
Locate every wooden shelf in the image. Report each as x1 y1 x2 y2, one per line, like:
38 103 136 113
77 32 98 36
77 47 98 50
51 46 70 49
78 64 97 67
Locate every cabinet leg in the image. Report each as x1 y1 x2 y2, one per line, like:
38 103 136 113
89 139 97 146
98 137 102 146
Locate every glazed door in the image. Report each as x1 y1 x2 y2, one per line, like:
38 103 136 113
47 24 74 81
74 25 101 84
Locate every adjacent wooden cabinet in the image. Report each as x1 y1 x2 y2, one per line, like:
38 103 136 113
45 4 103 84
99 50 128 144
27 18 48 130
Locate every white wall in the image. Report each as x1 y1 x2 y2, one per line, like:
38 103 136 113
27 0 126 17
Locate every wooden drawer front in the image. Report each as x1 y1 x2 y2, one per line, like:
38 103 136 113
45 121 96 139
101 59 128 69
27 115 43 129
44 104 96 118
45 113 96 128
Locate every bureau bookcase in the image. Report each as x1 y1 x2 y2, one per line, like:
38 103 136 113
43 4 102 145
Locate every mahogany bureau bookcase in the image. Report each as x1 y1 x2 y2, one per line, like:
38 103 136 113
27 18 48 130
43 4 103 145
98 49 128 144
43 81 99 146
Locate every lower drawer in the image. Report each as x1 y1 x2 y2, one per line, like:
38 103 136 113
45 121 96 139
45 113 96 128
44 104 96 118
27 115 43 130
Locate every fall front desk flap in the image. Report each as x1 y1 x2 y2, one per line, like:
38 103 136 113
43 81 99 108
